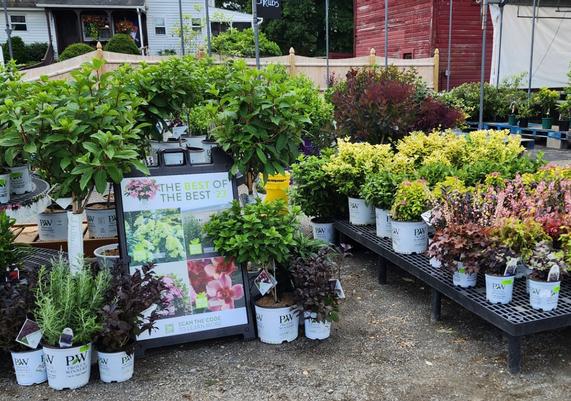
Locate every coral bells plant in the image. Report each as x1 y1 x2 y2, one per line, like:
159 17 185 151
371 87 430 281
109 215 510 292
527 241 568 281
124 178 160 201
390 180 433 222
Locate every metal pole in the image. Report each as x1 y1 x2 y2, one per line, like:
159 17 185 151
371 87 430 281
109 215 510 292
384 0 388 68
137 8 145 53
204 0 211 56
446 0 453 91
178 0 185 55
2 0 13 59
252 0 260 69
325 0 330 87
478 0 488 129
527 0 537 97
496 3 504 88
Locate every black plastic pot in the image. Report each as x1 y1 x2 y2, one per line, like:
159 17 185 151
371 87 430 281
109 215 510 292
559 119 570 132
518 118 529 128
508 114 517 126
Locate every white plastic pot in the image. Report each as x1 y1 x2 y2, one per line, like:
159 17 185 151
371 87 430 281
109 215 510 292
186 135 206 148
94 243 120 268
0 172 11 203
254 303 299 344
38 208 68 241
10 165 32 195
348 197 375 225
201 140 218 163
310 218 335 244
43 343 92 390
187 147 207 164
452 264 477 288
391 221 428 254
375 208 392 239
86 203 117 239
151 139 188 165
529 279 561 311
485 274 514 304
304 312 332 340
98 351 134 383
11 348 47 386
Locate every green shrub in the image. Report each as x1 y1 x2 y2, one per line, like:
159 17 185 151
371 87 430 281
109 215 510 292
104 33 140 55
390 179 433 222
2 36 26 64
59 43 94 61
212 28 281 57
25 42 48 63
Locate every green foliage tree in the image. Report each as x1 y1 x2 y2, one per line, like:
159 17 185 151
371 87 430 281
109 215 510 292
212 28 281 57
59 43 94 61
104 33 140 55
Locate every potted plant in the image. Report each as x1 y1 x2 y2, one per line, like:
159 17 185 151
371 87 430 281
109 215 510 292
324 139 393 225
527 241 567 311
186 103 218 147
291 154 346 243
532 87 560 129
86 185 117 239
481 244 519 304
390 180 432 254
290 247 340 340
516 100 533 128
34 256 111 390
94 243 120 268
557 99 571 132
203 199 300 344
37 203 69 242
95 263 164 383
0 166 11 204
508 102 517 126
361 170 402 239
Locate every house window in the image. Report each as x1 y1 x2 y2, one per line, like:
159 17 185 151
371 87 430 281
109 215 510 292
10 15 27 31
191 18 202 32
154 17 166 35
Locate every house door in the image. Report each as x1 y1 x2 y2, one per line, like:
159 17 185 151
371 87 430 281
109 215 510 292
54 10 80 53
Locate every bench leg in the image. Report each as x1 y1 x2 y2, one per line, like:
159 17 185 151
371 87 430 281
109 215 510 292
507 335 522 374
430 289 442 322
377 256 387 284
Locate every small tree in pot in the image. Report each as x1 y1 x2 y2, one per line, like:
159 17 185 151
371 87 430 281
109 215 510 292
95 263 165 383
532 87 560 129
557 99 571 132
361 169 403 239
527 241 568 312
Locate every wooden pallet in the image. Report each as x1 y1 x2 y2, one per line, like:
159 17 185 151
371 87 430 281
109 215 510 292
11 223 117 257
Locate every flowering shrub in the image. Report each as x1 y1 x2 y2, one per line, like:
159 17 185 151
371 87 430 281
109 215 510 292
125 178 160 201
390 180 433 222
158 274 190 317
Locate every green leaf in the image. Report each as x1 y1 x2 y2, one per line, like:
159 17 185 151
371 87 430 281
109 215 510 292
94 170 108 194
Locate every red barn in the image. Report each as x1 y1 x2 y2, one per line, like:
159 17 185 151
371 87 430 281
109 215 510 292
354 0 493 90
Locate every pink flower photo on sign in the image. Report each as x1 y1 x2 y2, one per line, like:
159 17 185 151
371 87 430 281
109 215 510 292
124 178 161 201
206 273 244 311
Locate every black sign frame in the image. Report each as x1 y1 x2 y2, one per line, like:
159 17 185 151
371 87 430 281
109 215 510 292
256 0 282 19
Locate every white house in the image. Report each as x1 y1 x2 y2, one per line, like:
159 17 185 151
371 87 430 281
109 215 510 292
1 0 252 58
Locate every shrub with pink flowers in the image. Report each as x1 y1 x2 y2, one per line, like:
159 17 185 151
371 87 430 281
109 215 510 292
124 178 160 201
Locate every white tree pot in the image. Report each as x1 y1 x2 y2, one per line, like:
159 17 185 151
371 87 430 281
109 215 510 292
391 221 428 254
304 312 332 340
0 172 11 203
11 348 47 386
375 208 392 239
254 304 299 344
43 343 92 390
310 218 335 244
37 208 68 241
529 279 561 311
98 351 134 383
86 203 117 239
348 197 375 225
187 147 208 164
94 243 120 269
9 165 33 195
201 140 218 163
485 274 514 304
186 135 206 148
452 265 478 288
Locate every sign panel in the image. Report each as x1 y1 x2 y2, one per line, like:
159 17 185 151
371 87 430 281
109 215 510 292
256 0 282 19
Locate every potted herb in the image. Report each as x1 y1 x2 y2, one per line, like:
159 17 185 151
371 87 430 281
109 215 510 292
557 99 571 132
291 154 346 243
0 166 11 204
390 180 432 254
527 241 567 311
203 199 300 344
361 170 403 239
35 256 111 390
516 100 533 128
96 263 164 383
481 245 519 304
532 87 560 129
290 247 340 340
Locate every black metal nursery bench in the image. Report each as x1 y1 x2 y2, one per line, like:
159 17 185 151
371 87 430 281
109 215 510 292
334 221 571 374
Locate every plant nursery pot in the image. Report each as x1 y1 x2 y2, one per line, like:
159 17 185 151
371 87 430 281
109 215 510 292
10 164 32 195
508 114 517 126
375 208 392 239
86 202 117 239
428 239 441 268
485 274 515 304
187 146 208 164
254 295 299 344
310 218 335 244
186 134 206 148
0 171 10 203
151 139 188 165
172 125 188 138
529 279 561 311
11 348 47 386
98 351 134 383
452 264 477 288
303 311 332 340
391 220 428 254
518 118 529 128
348 197 375 225
43 343 92 390
38 207 68 241
541 117 552 129
94 243 120 268
559 119 570 132
201 139 218 163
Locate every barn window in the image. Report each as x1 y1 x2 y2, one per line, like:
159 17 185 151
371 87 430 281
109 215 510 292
10 15 27 31
403 52 413 59
154 17 166 35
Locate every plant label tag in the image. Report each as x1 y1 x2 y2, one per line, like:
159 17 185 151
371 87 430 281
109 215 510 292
504 257 519 277
59 327 74 348
330 279 346 299
15 319 42 349
421 210 432 226
254 270 277 296
547 265 560 282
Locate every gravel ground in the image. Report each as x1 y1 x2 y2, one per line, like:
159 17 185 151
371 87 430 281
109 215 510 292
1 249 570 401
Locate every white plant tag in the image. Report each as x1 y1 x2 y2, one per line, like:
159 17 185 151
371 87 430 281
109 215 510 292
59 328 74 348
504 257 519 277
547 264 560 282
330 279 346 299
15 319 42 349
254 270 277 296
421 210 432 226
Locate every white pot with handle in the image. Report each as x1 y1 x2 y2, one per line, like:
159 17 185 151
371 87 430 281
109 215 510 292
254 301 299 344
391 221 428 254
485 274 514 304
529 279 560 311
348 197 375 225
9 164 32 195
11 348 47 386
310 218 335 243
452 263 477 288
98 351 134 383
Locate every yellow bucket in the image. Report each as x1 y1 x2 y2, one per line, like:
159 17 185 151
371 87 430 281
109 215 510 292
263 172 290 203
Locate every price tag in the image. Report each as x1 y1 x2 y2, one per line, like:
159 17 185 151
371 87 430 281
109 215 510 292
254 270 277 296
15 319 42 349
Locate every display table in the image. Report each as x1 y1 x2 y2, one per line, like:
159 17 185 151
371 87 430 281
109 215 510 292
2 176 51 224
